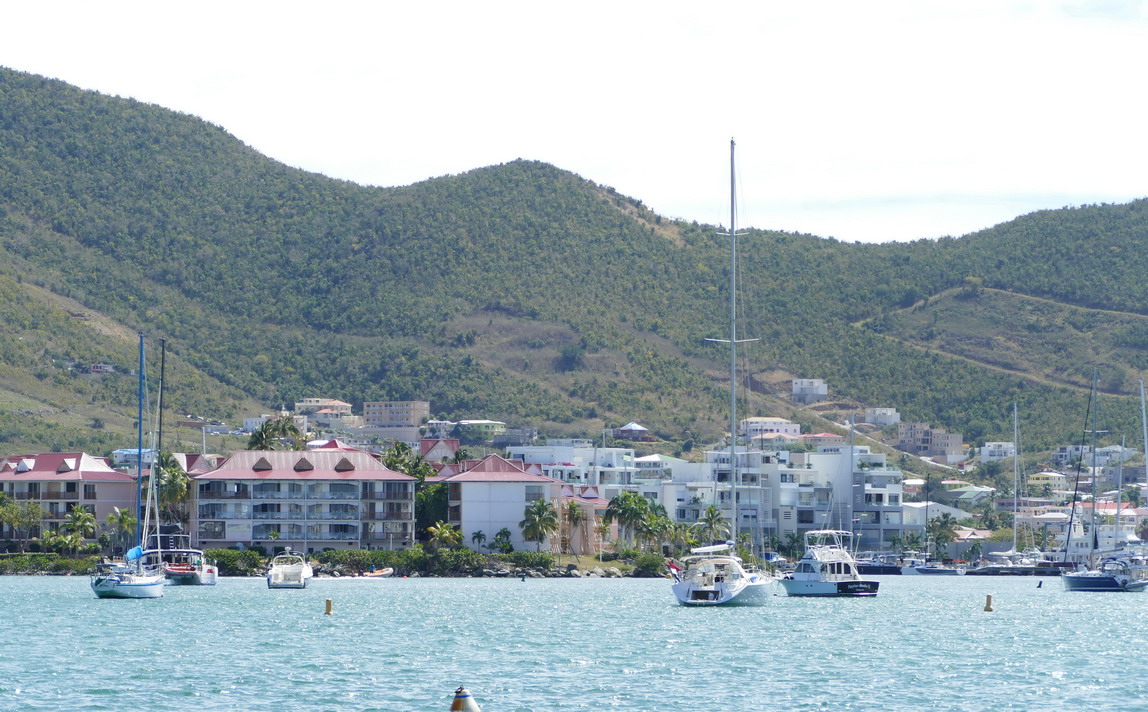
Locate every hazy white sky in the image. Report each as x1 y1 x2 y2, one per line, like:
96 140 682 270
3 1 1147 243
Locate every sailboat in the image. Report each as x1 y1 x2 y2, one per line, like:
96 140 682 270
670 139 771 606
91 334 166 599
1063 379 1148 592
138 340 217 585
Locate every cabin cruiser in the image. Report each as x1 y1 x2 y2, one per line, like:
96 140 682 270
900 554 962 576
267 549 314 589
779 530 879 597
669 543 772 606
965 549 1068 576
1063 550 1148 592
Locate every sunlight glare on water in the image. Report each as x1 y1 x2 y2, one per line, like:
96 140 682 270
2 575 1146 711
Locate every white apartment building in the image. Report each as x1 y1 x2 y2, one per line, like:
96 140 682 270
980 441 1016 462
363 401 430 427
792 378 828 404
863 408 901 426
739 417 800 438
506 440 640 498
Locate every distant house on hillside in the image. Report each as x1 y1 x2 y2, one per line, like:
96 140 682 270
863 407 900 426
613 422 655 442
792 378 828 404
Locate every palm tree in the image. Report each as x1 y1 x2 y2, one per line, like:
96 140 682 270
927 512 959 554
694 504 730 545
564 500 586 558
155 452 190 526
519 499 559 552
248 416 302 450
491 527 514 554
471 529 487 551
64 504 98 541
104 506 137 554
603 491 650 549
666 521 696 556
426 520 461 550
4 501 46 552
783 532 804 559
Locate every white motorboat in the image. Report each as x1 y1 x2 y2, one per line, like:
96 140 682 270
779 530 879 597
670 543 772 606
267 549 314 589
900 556 962 576
1063 551 1148 592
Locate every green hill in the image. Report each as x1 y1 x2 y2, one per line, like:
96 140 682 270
2 66 1148 459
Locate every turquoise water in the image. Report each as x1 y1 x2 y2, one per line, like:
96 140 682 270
1 574 1145 711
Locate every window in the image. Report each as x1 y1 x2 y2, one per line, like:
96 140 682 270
83 484 97 500
525 485 543 502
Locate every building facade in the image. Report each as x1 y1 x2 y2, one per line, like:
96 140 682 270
191 449 416 553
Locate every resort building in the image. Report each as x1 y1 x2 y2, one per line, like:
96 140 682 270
0 452 136 549
190 449 416 553
739 417 800 439
362 400 430 428
894 423 964 465
505 440 639 495
293 398 353 416
435 454 564 553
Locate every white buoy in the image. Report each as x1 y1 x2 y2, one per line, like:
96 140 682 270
450 685 481 712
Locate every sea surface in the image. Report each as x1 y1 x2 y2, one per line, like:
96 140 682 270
1 573 1145 711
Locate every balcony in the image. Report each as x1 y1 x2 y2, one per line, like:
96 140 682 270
198 490 251 500
252 491 306 500
252 512 307 520
361 512 411 521
306 491 361 500
43 492 80 501
306 512 361 521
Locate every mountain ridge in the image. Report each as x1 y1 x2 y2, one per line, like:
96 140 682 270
2 66 1148 459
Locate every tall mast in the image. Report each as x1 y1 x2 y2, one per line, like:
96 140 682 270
135 333 145 549
728 138 738 544
1012 402 1019 552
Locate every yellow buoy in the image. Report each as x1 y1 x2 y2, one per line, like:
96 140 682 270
325 598 333 615
983 594 993 612
450 685 481 711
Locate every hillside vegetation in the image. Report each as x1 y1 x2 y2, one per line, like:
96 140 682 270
2 66 1147 457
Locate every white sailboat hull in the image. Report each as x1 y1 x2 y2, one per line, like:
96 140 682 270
91 571 166 599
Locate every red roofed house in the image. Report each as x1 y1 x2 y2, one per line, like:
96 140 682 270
191 449 416 553
0 452 136 550
439 454 563 552
420 438 461 462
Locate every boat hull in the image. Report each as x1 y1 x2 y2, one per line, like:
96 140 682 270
1063 573 1148 592
779 578 879 597
673 579 773 606
165 567 218 586
91 574 166 599
902 566 961 575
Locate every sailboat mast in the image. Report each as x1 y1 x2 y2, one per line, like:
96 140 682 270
1012 402 1019 553
135 333 145 549
728 138 738 544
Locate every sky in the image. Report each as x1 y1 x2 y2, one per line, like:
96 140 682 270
2 1 1147 243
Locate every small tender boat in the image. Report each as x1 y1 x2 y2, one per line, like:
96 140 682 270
1063 551 1148 592
779 530 879 597
267 549 314 589
669 543 772 606
362 567 394 578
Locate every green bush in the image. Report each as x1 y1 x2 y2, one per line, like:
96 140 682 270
496 551 554 570
632 553 666 578
205 548 266 576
